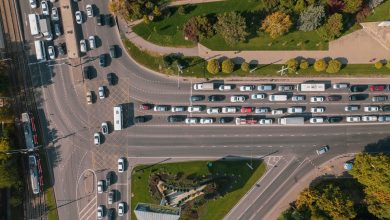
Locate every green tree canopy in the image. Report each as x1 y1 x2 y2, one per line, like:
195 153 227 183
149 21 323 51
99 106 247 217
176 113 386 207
286 58 299 73
314 59 327 72
298 5 326 31
300 59 309 69
261 11 292 39
326 59 342 73
343 0 363 13
215 12 248 45
207 59 220 74
241 62 250 72
221 59 234 73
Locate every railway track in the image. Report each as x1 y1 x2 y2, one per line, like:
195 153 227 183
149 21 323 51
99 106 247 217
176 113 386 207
0 0 49 219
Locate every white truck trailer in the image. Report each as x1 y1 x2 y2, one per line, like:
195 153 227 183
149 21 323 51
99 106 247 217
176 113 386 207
28 14 41 37
278 117 305 125
297 83 326 92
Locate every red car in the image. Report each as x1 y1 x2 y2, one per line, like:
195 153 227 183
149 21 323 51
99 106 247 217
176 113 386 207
370 85 386 91
241 107 253 113
327 95 342 101
139 103 152 110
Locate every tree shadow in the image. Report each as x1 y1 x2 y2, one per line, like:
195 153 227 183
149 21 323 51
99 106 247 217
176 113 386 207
242 10 267 40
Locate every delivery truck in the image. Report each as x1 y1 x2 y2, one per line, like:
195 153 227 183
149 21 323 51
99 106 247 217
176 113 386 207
278 117 305 125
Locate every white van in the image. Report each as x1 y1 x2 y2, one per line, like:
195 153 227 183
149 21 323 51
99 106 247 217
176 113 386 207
268 94 288 101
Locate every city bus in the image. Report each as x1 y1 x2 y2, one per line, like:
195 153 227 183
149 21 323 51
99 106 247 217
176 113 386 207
29 155 40 194
297 83 326 92
34 40 46 61
113 105 123 131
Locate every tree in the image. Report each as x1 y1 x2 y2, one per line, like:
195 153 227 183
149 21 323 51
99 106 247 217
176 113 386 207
153 6 161 16
178 5 186 15
314 59 327 72
241 62 250 72
298 5 326 31
369 0 384 9
374 61 383 69
326 59 342 73
215 12 248 45
294 0 307 13
356 6 371 23
261 11 292 38
222 59 234 73
183 16 214 42
0 161 18 188
318 13 343 40
386 60 390 69
286 58 299 73
300 59 309 69
264 0 279 11
207 59 220 74
278 0 296 13
0 138 11 161
343 0 363 13
349 153 390 219
327 0 345 13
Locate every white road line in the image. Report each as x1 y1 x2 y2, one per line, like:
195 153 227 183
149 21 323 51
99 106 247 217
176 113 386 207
79 196 96 215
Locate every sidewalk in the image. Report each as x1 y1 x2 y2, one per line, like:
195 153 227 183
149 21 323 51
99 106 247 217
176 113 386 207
263 154 356 220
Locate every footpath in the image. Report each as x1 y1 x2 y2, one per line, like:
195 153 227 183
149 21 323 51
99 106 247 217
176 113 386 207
263 154 356 220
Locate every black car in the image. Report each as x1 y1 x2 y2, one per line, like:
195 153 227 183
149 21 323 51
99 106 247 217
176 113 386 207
167 115 185 123
105 14 112 26
106 171 115 186
219 117 233 124
327 116 343 123
349 94 367 101
208 95 225 102
190 95 205 102
134 116 146 123
96 14 103 26
99 54 106 67
106 73 116 85
107 208 115 220
58 43 65 55
382 105 390 111
83 66 92 80
350 85 368 92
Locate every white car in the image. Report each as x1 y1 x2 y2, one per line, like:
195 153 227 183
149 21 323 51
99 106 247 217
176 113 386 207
257 84 273 91
206 107 220 114
378 115 390 122
98 86 105 99
219 85 232 91
362 115 377 122
221 106 237 113
310 96 325 102
97 180 104 193
97 205 104 219
188 106 202 112
346 116 361 122
29 0 37 8
311 107 325 113
259 119 273 125
345 105 359 112
316 145 330 155
364 106 380 112
185 117 198 124
80 39 87 53
271 109 284 115
41 0 49 16
171 106 186 112
47 46 55 60
200 118 214 124
310 117 324 124
251 93 266 99
94 133 100 145
292 95 305 101
88 36 96 49
86 4 94 17
333 83 349 89
230 96 246 102
239 85 254 91
287 107 304 113
255 107 269 114
118 202 125 216
45 33 53 41
51 7 59 21
75 11 82 24
118 158 125 173
101 122 108 135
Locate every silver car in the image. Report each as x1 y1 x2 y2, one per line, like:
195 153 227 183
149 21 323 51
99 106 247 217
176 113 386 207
75 11 82 24
80 39 87 53
51 7 59 21
88 36 96 49
86 4 94 17
41 0 49 16
98 86 105 99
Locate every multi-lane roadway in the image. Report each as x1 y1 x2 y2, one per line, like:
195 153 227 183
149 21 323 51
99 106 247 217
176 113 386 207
17 0 390 220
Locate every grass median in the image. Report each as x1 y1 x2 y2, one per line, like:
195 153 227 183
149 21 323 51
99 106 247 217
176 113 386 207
131 160 266 220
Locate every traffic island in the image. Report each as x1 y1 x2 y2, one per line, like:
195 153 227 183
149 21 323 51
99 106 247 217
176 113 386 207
131 159 266 219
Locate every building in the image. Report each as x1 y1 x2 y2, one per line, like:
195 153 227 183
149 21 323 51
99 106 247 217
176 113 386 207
134 203 181 220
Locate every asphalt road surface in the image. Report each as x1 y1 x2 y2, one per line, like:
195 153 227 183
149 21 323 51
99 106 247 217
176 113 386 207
18 0 390 219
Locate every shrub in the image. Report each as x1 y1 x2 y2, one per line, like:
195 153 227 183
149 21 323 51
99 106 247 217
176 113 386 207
215 12 248 45
300 59 309 69
318 13 343 40
143 15 150 24
326 59 342 73
286 58 299 73
222 59 234 74
261 11 292 38
241 62 250 72
178 5 186 15
153 6 161 16
374 61 383 69
314 59 328 72
183 16 214 42
343 0 363 13
298 5 326 31
207 59 220 74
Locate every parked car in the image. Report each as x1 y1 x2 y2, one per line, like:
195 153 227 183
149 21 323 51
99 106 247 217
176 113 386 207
239 85 255 91
105 14 113 26
362 115 377 122
97 180 104 193
97 205 104 219
251 93 266 99
41 0 49 15
96 14 103 26
80 39 87 53
292 95 305 101
278 85 294 91
200 118 214 124
57 43 65 55
208 95 225 102
378 115 390 122
257 84 274 91
48 46 55 60
153 105 169 112
86 91 92 104
190 95 204 102
222 106 237 113
207 107 220 114
108 190 114 204
345 105 359 112
346 116 361 122
75 11 82 24
29 0 37 9
310 117 324 124
117 158 125 173
255 107 269 114
349 94 367 101
316 145 329 155
219 117 233 124
310 96 325 102
86 4 94 17
83 66 91 80
327 95 342 101
287 107 304 113
185 117 198 124
139 103 152 110
109 45 117 58
101 122 108 135
370 85 386 91
134 116 146 123
372 95 387 102
350 85 367 92
364 106 380 112
106 171 114 186
382 105 390 112
98 86 105 99
187 106 202 112
167 115 185 123
311 107 325 113
171 106 186 112
219 85 233 91
118 202 125 217
51 7 59 21
54 23 62 36
333 83 349 89
241 107 254 113
259 118 273 125
106 73 115 85
88 36 96 49
94 133 100 145
99 54 106 67
107 208 115 220
327 116 343 123
230 95 246 102
271 109 284 115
